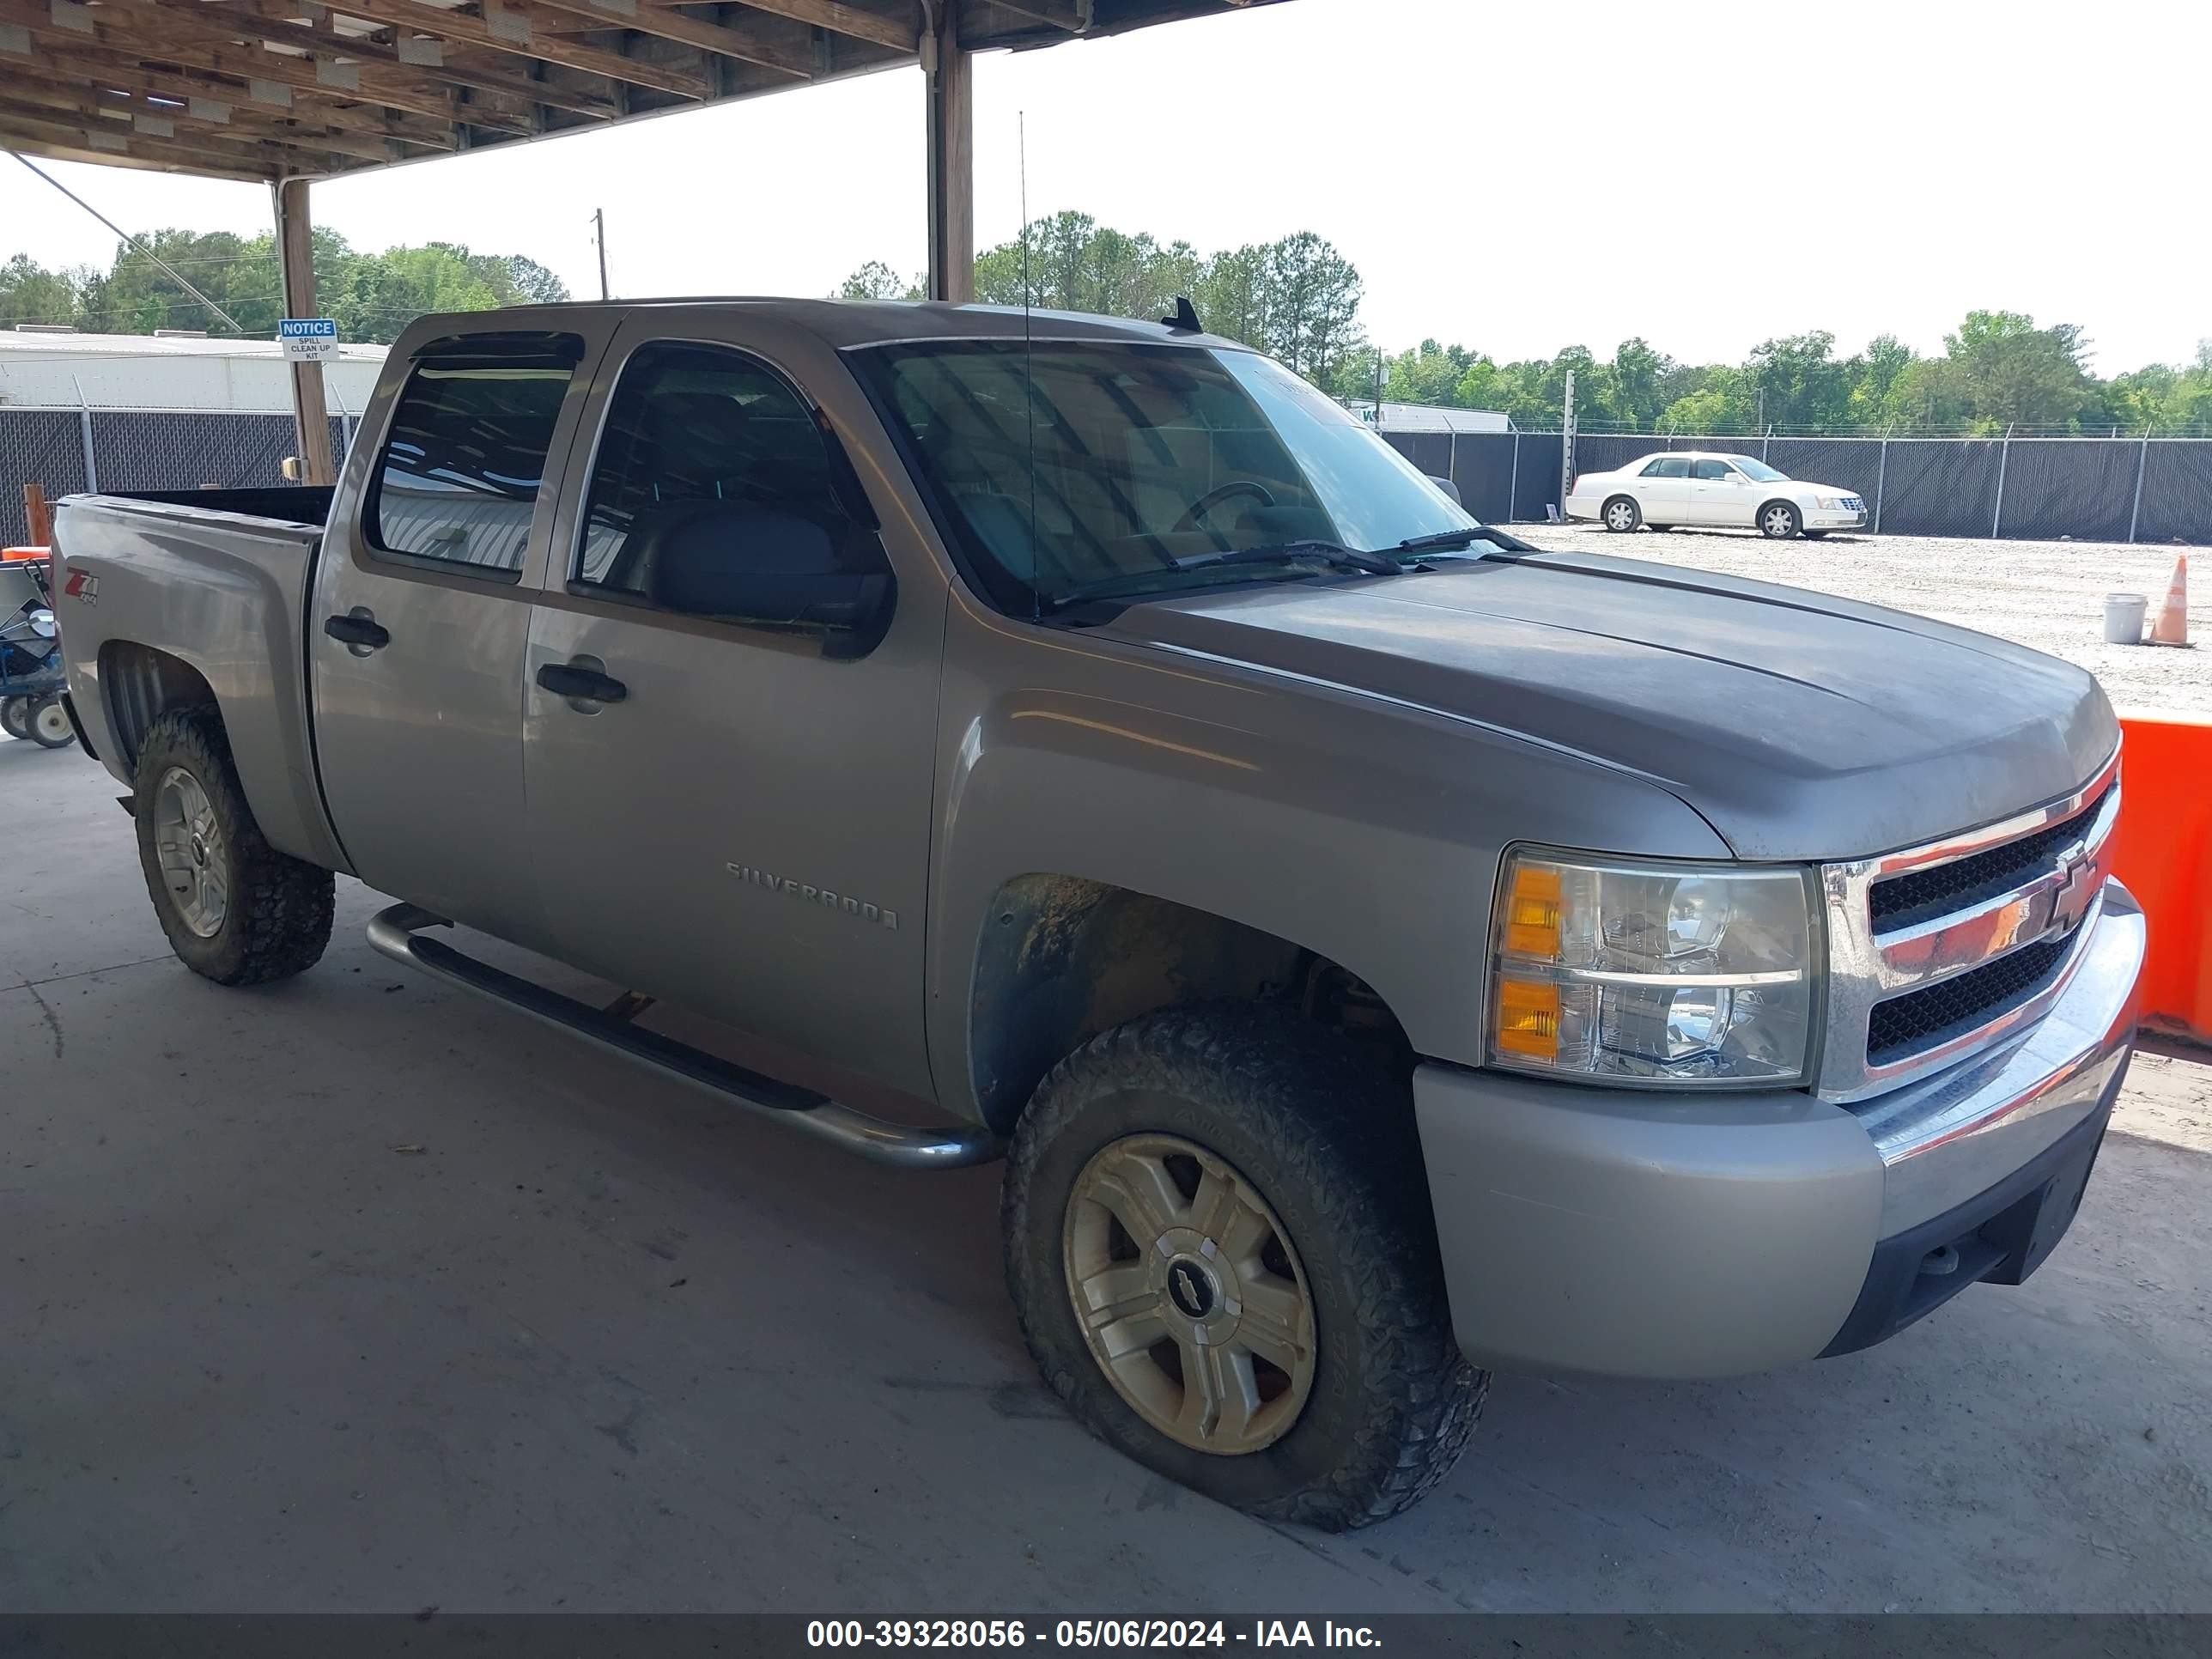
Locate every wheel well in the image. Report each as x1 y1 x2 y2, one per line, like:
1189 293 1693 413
967 874 1411 1133
99 641 216 775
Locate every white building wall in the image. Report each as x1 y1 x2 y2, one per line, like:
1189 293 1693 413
0 337 386 412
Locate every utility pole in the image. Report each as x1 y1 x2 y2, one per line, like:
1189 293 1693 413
593 208 609 301
1373 349 1385 428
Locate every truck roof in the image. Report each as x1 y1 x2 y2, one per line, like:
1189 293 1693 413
389 297 1249 355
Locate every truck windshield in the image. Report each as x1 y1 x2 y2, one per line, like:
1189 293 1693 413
847 340 1486 613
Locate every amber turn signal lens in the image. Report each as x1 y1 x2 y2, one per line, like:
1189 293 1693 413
1504 865 1563 957
1493 975 1560 1060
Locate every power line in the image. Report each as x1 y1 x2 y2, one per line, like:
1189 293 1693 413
5 152 247 334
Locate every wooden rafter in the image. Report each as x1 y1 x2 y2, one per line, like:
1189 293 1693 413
284 0 715 100
526 0 814 77
115 0 626 119
53 46 459 143
0 0 525 131
702 0 913 52
4 64 415 161
0 103 356 173
0 118 276 177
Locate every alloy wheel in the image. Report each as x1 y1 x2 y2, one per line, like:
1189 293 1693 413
153 766 228 938
1062 1131 1316 1455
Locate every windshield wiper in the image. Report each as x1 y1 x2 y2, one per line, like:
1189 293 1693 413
1392 525 1538 555
1044 540 1408 611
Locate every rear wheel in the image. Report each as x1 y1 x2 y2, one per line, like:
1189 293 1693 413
132 705 333 985
1601 495 1642 533
1759 501 1802 539
27 696 75 749
0 697 28 741
1003 1004 1484 1530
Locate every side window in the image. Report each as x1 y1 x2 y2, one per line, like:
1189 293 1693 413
1638 459 1671 477
575 341 874 604
367 337 581 575
1692 459 1731 480
1640 457 1692 478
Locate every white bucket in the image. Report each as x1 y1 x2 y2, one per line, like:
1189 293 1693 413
2104 592 2148 645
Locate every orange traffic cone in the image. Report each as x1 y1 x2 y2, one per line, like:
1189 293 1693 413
2150 556 2191 647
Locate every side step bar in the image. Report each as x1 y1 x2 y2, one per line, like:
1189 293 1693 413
366 903 1003 1170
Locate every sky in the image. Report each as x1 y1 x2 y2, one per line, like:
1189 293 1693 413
3 0 2207 374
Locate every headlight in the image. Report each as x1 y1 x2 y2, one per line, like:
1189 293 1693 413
1814 495 1844 510
1488 848 1818 1087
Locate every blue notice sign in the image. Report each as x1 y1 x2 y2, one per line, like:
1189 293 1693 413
279 317 338 362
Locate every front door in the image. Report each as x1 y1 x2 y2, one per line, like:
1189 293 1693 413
311 326 605 950
520 325 942 1097
1686 457 1756 526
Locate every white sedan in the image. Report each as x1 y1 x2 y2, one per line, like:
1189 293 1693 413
1564 451 1868 539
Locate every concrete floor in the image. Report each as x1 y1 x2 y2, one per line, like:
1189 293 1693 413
3 739 2209 1613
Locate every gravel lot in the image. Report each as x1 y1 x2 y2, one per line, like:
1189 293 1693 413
1513 524 2209 716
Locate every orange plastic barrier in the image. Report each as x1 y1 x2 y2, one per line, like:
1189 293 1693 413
1 545 49 562
2111 712 2212 1043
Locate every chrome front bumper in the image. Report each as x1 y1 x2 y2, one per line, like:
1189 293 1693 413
1411 881 2143 1379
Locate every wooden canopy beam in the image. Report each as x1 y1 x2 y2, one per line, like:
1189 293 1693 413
3 66 413 161
0 106 302 172
702 0 914 52
0 121 275 177
310 0 714 100
125 0 625 118
0 40 458 146
526 0 813 77
0 0 524 131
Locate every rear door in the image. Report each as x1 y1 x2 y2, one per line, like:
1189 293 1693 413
519 318 942 1098
1686 457 1755 525
1632 455 1693 522
310 324 612 951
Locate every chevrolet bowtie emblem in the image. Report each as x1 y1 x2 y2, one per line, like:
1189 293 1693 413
2049 848 2098 935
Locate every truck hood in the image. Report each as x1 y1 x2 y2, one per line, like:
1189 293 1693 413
1095 552 2118 861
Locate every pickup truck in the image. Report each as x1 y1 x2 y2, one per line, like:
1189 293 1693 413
52 300 2143 1530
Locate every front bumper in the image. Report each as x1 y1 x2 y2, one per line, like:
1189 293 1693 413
1411 881 2143 1379
1805 507 1869 530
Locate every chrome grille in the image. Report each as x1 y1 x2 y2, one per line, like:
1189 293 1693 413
1869 779 2115 930
1816 750 2120 1103
1866 933 2073 1064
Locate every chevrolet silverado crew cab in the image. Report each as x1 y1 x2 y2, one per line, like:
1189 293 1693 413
51 301 2142 1530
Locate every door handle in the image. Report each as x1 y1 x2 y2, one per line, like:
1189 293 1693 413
536 661 629 704
324 611 390 651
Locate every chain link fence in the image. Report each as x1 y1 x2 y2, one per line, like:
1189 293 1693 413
2 408 352 544
1418 428 2212 544
8 406 2205 549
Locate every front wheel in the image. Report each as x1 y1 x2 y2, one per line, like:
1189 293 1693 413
1759 501 1802 539
1003 1005 1484 1530
26 696 75 749
132 705 334 985
0 697 29 741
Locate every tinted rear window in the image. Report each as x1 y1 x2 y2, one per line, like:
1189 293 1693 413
368 337 582 574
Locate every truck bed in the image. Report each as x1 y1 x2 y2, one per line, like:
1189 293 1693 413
52 488 348 877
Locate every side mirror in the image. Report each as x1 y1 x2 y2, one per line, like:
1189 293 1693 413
1427 475 1462 507
639 501 896 659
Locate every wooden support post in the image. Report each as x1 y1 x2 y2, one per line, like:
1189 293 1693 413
274 177 336 489
22 482 52 545
923 3 972 304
